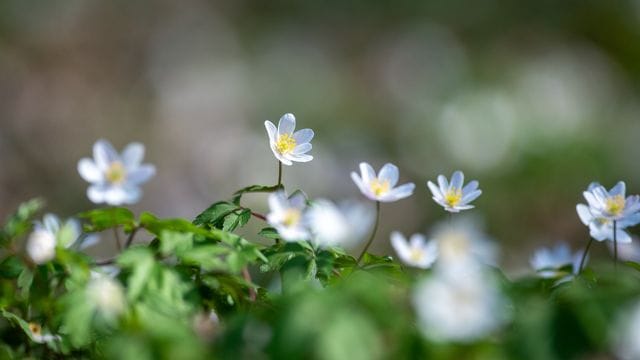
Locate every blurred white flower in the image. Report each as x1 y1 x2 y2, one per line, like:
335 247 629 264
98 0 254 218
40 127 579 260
26 213 96 264
390 231 438 269
427 171 481 213
612 301 640 360
306 199 374 249
87 275 126 319
412 271 507 342
530 242 583 278
264 113 314 166
582 181 640 222
28 323 60 344
351 162 415 202
267 191 309 242
431 218 497 274
78 139 156 205
608 240 640 262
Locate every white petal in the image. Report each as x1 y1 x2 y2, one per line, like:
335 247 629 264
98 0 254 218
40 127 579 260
122 143 145 169
576 204 593 226
93 139 119 170
122 186 142 204
359 162 376 184
292 143 312 155
293 128 314 144
264 121 277 143
390 232 411 261
351 172 371 198
378 163 399 187
379 183 415 202
288 154 313 163
289 192 307 209
43 214 60 235
437 175 448 193
427 181 443 199
462 180 479 194
616 229 632 244
87 185 107 204
104 187 128 206
610 181 626 197
450 171 464 190
278 113 296 135
78 158 103 183
268 191 288 214
409 233 427 247
461 189 482 204
127 165 156 185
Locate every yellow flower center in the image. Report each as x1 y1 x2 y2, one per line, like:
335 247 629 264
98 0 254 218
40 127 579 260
369 178 390 197
282 209 301 227
444 189 463 207
605 195 626 216
409 248 424 263
28 323 42 336
105 161 127 185
440 232 470 260
275 133 297 155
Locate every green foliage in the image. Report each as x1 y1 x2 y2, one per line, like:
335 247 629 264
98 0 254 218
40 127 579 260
79 207 135 232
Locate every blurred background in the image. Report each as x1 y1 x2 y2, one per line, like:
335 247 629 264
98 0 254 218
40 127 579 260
1 0 640 273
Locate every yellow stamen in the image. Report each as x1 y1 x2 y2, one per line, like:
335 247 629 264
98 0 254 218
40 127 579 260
105 161 127 185
282 209 301 227
605 195 626 216
370 178 390 197
444 188 463 207
275 133 297 155
409 248 424 263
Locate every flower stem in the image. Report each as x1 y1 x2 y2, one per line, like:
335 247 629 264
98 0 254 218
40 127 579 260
578 237 593 274
113 227 122 252
357 201 381 264
277 161 283 187
125 227 140 248
613 220 618 271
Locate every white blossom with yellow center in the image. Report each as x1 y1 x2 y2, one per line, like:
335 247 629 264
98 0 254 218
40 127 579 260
428 171 482 213
306 199 374 249
351 162 415 202
267 191 310 242
580 181 640 226
78 139 156 205
264 113 314 166
390 231 438 269
26 213 95 264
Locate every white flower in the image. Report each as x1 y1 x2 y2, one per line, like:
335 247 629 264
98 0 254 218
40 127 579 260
582 181 640 222
412 271 507 342
608 240 640 262
264 113 314 166
78 139 156 205
530 242 583 278
306 199 374 249
87 275 126 318
576 204 635 243
267 191 309 242
431 218 497 274
26 213 91 264
390 231 438 269
427 171 482 213
351 162 415 202
612 301 640 360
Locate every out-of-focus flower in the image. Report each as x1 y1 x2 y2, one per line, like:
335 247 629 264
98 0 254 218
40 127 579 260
78 139 156 205
612 301 640 360
530 242 583 278
28 323 60 344
351 162 415 202
264 113 314 166
431 218 497 274
306 199 373 249
267 191 309 242
608 240 640 262
87 275 126 319
390 231 438 269
582 181 640 222
427 171 481 213
26 213 96 264
412 271 507 342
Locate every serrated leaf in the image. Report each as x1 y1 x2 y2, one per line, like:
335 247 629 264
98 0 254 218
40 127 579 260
159 230 194 256
178 245 230 271
140 212 212 238
258 227 280 240
193 202 238 228
116 247 156 300
78 207 135 232
222 209 251 232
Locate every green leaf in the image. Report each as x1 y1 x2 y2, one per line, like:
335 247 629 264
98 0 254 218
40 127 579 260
230 184 283 205
159 230 194 256
140 212 212 238
1 309 37 342
0 198 44 246
56 220 78 248
258 227 280 240
222 209 251 232
178 245 230 271
17 268 34 299
193 202 238 228
117 247 157 300
78 207 135 232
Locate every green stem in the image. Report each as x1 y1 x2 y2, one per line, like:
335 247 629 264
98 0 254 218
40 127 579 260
613 220 618 270
277 161 283 187
578 237 593 274
357 201 381 264
113 227 122 252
